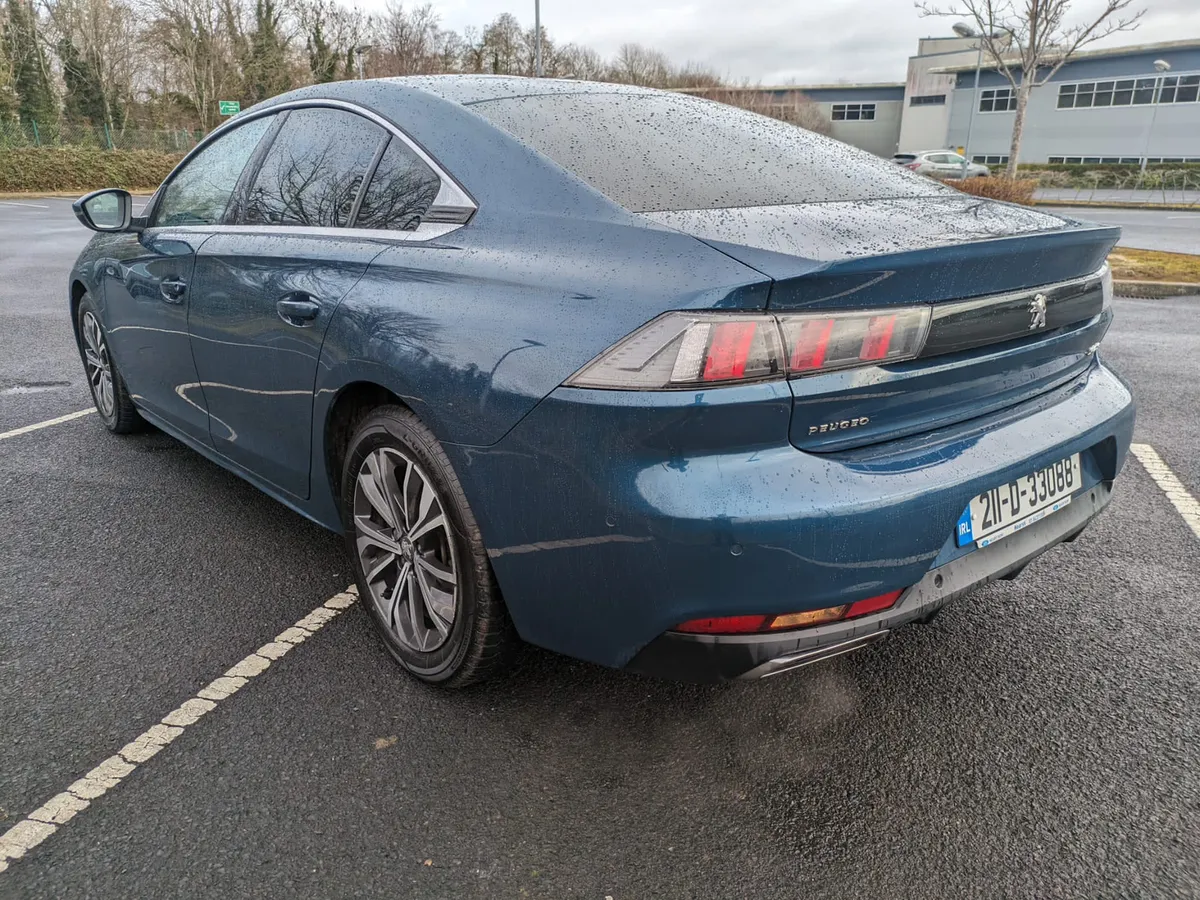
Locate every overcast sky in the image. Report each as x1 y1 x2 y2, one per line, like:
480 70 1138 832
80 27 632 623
370 0 1200 84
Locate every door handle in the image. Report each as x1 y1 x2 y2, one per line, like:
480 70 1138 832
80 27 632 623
160 278 187 302
276 296 321 325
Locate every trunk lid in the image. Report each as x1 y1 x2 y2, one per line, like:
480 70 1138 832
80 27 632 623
640 197 1119 451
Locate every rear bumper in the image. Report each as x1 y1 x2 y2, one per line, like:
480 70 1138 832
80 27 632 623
448 357 1134 674
626 479 1111 682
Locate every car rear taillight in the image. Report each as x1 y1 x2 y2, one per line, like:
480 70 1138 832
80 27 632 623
905 162 922 171
779 308 930 375
674 590 904 634
565 308 930 390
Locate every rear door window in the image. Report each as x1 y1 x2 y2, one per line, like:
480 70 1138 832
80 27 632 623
240 108 387 227
353 138 441 231
153 116 275 227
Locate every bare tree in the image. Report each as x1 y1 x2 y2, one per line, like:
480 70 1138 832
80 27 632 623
480 11 521 74
611 42 671 85
554 42 604 80
297 0 365 82
43 0 142 127
918 0 1144 176
374 1 443 76
143 0 242 130
458 25 485 73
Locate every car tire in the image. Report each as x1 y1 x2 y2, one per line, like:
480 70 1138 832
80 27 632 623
76 294 143 434
341 404 517 687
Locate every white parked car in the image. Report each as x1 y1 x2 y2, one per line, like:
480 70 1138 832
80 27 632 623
894 150 990 179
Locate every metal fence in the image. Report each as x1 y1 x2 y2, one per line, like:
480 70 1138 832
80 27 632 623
0 120 201 152
1032 168 1200 208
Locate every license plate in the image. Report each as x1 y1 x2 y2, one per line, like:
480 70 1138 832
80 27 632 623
956 453 1081 548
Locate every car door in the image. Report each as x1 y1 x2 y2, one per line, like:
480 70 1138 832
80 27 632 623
99 115 276 445
943 152 970 177
922 153 950 177
186 105 420 499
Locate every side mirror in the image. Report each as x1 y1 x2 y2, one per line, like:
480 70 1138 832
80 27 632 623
72 188 134 232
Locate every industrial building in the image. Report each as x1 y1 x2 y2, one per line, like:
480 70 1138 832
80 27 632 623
699 36 1200 165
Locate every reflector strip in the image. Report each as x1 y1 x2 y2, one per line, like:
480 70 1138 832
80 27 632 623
846 590 903 618
703 322 758 381
674 615 769 634
860 315 897 361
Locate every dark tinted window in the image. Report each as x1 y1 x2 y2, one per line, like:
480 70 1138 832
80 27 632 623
469 93 942 212
154 116 274 227
353 138 441 230
241 108 385 227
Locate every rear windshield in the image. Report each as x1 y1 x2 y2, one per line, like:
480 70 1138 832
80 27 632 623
469 92 944 212
893 154 918 161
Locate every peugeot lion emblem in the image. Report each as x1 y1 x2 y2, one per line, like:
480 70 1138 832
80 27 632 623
1029 293 1048 330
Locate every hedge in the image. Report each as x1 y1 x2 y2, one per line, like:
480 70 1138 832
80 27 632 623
1017 162 1200 190
945 177 1037 206
0 148 183 193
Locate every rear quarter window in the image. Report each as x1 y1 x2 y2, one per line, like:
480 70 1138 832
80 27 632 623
469 92 945 212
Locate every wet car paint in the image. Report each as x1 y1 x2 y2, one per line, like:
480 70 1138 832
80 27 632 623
67 76 1135 673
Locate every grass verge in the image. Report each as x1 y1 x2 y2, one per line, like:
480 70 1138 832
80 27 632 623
1108 248 1200 284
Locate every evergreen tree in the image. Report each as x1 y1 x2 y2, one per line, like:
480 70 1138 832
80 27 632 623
57 38 108 125
0 36 19 121
243 0 292 103
307 21 337 83
4 0 56 124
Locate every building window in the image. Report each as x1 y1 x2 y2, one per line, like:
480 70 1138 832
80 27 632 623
971 155 1009 165
1048 154 1200 165
1058 74 1197 108
831 103 876 121
1159 74 1199 104
909 94 946 106
1059 77 1159 108
979 88 1017 112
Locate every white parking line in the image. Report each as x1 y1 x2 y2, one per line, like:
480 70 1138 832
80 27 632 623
0 587 358 875
0 200 50 209
1131 443 1200 540
0 409 95 442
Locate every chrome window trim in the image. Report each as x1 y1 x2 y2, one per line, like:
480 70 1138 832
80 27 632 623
150 97 477 232
161 222 463 243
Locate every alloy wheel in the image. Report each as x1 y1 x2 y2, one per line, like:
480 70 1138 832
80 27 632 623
353 447 458 653
81 311 114 417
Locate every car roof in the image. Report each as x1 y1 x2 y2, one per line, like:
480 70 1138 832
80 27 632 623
372 75 661 106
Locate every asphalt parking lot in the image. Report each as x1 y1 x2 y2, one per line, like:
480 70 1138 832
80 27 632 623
2 197 1199 899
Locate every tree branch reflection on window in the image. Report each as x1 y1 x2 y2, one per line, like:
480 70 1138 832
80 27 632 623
353 139 441 231
242 108 384 228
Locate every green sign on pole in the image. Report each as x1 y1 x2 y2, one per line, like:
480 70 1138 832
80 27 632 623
218 100 241 117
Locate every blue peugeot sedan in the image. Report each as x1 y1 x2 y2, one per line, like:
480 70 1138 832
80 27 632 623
68 76 1134 686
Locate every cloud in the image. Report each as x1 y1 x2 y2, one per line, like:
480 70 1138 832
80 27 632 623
376 0 1200 84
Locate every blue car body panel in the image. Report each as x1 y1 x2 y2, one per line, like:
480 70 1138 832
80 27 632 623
66 77 1136 674
446 360 1132 667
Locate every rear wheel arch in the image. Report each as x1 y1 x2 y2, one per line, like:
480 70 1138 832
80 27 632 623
69 279 88 344
324 381 410 517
